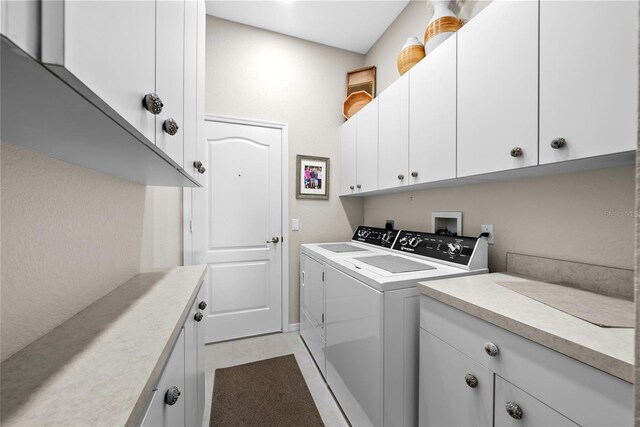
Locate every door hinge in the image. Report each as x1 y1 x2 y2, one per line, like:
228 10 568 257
322 272 325 282
189 220 193 233
322 313 324 324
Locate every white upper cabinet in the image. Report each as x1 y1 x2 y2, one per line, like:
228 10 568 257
378 73 409 190
43 1 157 144
155 0 185 166
409 34 457 184
340 118 358 195
356 99 379 193
457 0 539 177
539 0 639 164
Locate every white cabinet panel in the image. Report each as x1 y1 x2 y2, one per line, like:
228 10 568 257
539 0 639 164
494 376 578 427
457 0 538 177
379 74 409 190
156 0 185 166
301 253 325 335
183 0 199 178
356 99 379 193
59 1 156 144
340 118 358 195
419 329 493 427
409 34 457 184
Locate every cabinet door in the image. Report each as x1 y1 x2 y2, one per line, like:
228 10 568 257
325 265 383 427
182 0 199 179
141 328 186 427
539 1 639 164
300 254 325 334
494 376 578 427
59 1 156 143
409 35 457 184
378 74 409 190
156 0 185 166
419 329 493 427
184 297 199 427
356 99 379 193
457 0 538 177
340 118 358 195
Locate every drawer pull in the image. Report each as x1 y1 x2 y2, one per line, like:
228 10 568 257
350 185 355 190
484 342 499 357
398 174 405 180
464 374 478 388
194 312 203 322
143 93 163 115
510 147 523 157
162 118 179 135
165 386 181 405
411 171 418 178
356 184 362 189
550 137 566 149
199 301 207 310
193 161 206 174
506 402 523 420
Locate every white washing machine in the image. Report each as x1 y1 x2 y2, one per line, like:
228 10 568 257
299 226 400 378
304 227 488 427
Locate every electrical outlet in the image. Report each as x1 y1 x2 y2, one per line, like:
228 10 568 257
292 219 299 231
481 224 494 245
385 219 395 230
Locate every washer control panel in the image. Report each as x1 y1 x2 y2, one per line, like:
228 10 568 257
352 226 399 249
392 230 479 266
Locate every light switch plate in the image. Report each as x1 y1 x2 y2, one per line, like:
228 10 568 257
481 224 494 245
292 218 299 231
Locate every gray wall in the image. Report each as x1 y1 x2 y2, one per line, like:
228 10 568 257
205 16 365 326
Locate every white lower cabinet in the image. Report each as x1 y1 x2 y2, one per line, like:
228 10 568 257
419 295 632 427
300 252 326 377
140 285 206 427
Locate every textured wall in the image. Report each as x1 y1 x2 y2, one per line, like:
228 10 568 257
140 186 183 271
365 0 491 93
1 143 148 361
205 17 365 325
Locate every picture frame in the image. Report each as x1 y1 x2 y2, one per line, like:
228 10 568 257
296 155 330 200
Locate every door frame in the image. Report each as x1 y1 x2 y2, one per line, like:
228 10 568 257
183 114 291 333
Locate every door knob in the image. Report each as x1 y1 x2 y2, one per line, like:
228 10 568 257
267 236 280 244
142 93 163 115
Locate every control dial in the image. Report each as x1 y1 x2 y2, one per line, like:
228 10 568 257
381 233 392 244
409 237 422 248
447 243 463 257
399 236 409 246
363 230 371 238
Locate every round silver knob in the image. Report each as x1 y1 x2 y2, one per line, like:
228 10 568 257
193 161 206 174
550 137 566 149
411 171 418 178
505 402 523 420
350 185 355 190
356 184 361 189
510 147 523 157
409 237 421 248
143 93 163 115
484 342 499 357
447 242 462 256
398 174 405 180
464 374 478 388
165 386 181 405
162 118 179 135
399 236 409 246
194 312 203 322
199 301 207 310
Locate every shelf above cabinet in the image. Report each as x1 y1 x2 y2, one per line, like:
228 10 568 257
0 36 200 187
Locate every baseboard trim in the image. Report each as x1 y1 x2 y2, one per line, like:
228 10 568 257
288 323 300 332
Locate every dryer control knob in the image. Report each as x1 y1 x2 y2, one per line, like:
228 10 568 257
399 237 409 246
447 243 462 256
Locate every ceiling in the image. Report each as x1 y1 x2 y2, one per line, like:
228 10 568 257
205 1 410 54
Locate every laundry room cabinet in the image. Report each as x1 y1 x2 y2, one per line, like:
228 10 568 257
456 0 539 178
300 253 327 376
538 0 639 165
340 99 379 195
408 34 457 185
419 295 632 427
378 73 409 190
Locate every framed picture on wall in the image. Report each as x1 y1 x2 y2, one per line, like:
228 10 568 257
296 155 330 200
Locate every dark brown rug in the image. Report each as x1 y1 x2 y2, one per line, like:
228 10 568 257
210 354 324 427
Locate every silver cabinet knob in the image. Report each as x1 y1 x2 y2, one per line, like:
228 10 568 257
464 374 478 388
510 147 523 157
194 312 203 322
198 301 207 310
143 93 163 115
356 184 362 189
550 137 566 149
350 185 355 190
165 386 181 405
193 161 206 174
398 174 405 180
411 171 418 178
484 342 499 357
505 402 523 420
162 118 179 135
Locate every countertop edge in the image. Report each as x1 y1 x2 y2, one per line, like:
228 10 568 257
418 282 633 383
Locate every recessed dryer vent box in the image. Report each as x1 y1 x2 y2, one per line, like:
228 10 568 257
431 211 462 236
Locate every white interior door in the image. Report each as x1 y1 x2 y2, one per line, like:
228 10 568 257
192 119 283 343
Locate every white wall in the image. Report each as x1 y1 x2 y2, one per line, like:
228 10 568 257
205 16 365 325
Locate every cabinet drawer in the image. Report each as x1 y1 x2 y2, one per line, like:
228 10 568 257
420 296 632 426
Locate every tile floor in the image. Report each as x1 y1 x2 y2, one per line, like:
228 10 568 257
202 331 349 427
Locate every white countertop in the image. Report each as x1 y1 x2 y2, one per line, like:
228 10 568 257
0 265 207 427
418 272 634 383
